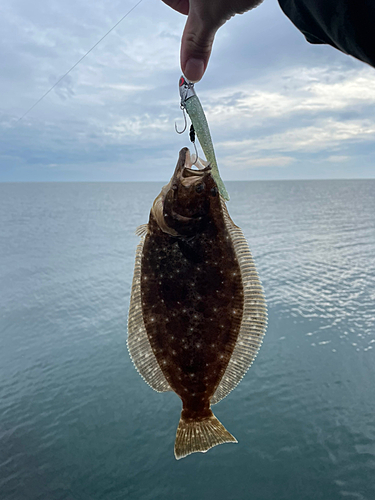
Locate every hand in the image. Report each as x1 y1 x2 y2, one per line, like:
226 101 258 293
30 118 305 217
162 0 265 82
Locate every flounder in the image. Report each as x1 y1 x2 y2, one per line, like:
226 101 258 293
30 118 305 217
127 148 267 459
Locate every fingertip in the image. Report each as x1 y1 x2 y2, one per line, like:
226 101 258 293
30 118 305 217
183 58 205 83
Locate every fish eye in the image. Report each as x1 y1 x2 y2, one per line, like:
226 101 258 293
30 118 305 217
210 186 218 197
172 183 178 191
195 183 205 194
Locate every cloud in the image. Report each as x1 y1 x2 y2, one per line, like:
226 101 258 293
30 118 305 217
220 155 295 171
1 0 375 181
203 66 375 177
204 66 375 125
326 155 350 163
219 118 375 154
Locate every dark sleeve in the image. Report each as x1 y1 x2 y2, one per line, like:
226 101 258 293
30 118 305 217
278 0 375 68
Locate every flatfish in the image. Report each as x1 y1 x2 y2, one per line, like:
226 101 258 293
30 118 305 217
127 148 267 459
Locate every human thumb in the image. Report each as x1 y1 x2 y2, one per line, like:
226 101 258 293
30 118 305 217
180 5 218 82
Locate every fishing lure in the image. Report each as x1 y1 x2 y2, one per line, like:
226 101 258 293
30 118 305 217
176 76 230 201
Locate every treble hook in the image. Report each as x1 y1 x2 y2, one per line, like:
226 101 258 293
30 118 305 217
175 105 187 134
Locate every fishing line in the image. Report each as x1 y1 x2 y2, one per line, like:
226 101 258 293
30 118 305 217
16 0 144 123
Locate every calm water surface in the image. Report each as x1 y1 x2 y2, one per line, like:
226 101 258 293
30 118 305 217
0 181 374 500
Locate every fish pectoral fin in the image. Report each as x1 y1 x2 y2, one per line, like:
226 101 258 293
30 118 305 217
174 410 237 460
135 224 149 237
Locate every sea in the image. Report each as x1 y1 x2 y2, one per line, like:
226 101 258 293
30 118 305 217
0 180 374 500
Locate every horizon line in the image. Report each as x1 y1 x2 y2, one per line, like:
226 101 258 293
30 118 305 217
1 178 375 184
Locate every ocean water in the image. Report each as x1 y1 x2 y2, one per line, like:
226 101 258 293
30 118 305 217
0 180 374 500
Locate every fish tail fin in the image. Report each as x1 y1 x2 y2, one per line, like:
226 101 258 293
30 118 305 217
174 410 237 460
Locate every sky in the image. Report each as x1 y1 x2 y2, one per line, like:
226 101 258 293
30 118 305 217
1 0 375 182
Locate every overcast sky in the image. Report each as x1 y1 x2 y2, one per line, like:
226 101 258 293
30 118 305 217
1 0 375 182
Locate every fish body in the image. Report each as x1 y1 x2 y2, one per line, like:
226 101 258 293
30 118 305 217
178 76 230 201
127 148 267 459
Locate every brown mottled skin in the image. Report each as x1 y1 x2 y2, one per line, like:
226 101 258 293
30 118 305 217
141 148 244 421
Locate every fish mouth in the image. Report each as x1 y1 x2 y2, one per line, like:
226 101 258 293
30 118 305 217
174 147 211 187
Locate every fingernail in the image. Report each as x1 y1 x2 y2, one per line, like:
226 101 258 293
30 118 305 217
184 58 204 83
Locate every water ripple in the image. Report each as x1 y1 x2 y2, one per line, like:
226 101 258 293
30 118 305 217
0 181 374 500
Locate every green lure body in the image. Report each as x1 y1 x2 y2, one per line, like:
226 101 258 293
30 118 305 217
178 76 230 201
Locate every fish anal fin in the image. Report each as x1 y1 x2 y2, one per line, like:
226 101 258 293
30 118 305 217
174 410 237 460
127 236 172 393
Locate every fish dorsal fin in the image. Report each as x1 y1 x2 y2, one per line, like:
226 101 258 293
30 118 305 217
211 198 267 405
127 233 172 393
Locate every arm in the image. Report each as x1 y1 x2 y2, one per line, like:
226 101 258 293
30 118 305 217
279 0 375 68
